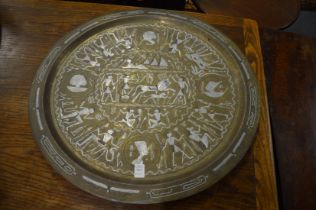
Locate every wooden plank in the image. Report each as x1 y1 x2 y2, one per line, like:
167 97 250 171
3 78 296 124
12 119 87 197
261 29 316 210
0 0 246 27
243 19 279 210
193 0 300 29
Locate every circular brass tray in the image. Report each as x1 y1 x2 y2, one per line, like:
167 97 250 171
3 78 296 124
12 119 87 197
29 10 259 204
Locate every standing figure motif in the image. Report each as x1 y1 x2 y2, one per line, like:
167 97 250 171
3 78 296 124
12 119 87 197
102 75 116 103
172 77 188 105
121 75 132 100
158 133 192 169
135 109 146 129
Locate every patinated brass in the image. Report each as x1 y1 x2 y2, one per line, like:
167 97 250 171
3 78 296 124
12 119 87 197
29 10 259 204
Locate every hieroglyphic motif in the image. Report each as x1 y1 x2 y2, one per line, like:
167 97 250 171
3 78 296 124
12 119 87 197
148 175 208 198
52 24 237 177
40 135 76 176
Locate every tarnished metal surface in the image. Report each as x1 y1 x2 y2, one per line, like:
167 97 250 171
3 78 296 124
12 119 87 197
29 10 259 203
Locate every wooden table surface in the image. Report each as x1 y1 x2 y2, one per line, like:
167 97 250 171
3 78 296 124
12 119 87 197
193 0 300 29
260 29 316 210
0 0 278 209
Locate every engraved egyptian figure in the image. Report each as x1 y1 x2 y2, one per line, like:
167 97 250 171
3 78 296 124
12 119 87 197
123 59 147 69
76 47 100 67
93 38 114 58
108 32 133 51
172 77 188 105
208 107 230 121
132 141 148 165
102 75 116 102
158 133 192 169
196 99 231 123
132 78 175 103
99 129 115 145
158 133 176 169
120 109 138 127
121 75 132 99
78 130 121 164
187 127 210 149
143 79 172 104
142 31 157 45
135 109 145 128
192 106 208 121
147 109 161 128
60 105 94 131
185 50 209 69
169 31 188 54
60 106 94 121
191 104 228 133
144 92 168 104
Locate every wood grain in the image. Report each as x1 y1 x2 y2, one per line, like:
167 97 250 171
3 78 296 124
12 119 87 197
193 0 300 29
0 0 277 209
261 29 316 210
243 19 279 210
